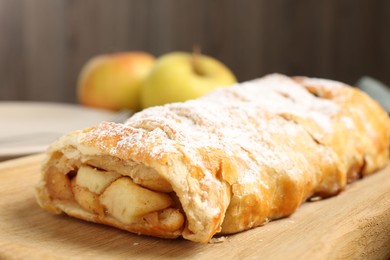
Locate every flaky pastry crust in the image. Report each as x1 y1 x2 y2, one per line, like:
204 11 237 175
36 74 390 243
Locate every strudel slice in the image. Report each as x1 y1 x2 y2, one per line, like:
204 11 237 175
36 74 390 243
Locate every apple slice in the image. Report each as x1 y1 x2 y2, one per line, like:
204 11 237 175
142 208 185 231
72 180 105 215
100 177 173 225
75 165 120 194
45 166 74 201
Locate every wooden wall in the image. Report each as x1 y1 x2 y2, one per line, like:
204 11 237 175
1 0 389 103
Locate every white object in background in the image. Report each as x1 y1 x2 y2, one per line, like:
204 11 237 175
356 76 390 113
0 102 132 159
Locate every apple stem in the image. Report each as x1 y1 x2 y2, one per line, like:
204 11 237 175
192 45 204 76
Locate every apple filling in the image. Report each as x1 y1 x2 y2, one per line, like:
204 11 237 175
45 165 184 235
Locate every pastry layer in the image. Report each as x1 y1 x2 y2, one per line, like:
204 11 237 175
36 74 390 243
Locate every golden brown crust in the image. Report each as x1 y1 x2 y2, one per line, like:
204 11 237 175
36 74 390 243
293 76 390 178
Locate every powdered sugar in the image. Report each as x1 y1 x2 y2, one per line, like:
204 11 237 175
83 74 344 187
298 77 347 89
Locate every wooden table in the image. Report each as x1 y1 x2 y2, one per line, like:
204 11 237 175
0 154 389 259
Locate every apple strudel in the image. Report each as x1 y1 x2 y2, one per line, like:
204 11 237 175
35 74 390 243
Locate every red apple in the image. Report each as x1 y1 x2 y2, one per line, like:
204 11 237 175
77 52 155 111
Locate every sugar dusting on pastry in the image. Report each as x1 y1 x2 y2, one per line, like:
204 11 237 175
297 77 347 89
82 74 347 188
36 73 390 243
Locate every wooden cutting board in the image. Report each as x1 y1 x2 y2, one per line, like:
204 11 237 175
0 154 389 259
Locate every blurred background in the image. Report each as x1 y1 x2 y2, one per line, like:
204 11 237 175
1 0 389 104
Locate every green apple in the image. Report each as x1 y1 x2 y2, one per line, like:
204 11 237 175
140 52 237 108
77 51 155 111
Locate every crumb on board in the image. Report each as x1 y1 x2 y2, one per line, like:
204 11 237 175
308 196 323 202
209 236 228 243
